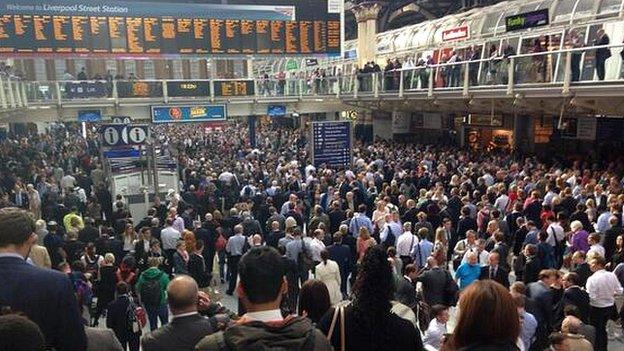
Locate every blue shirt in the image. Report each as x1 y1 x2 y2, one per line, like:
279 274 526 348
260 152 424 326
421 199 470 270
520 311 537 350
226 234 247 256
349 213 374 237
411 239 434 268
595 211 612 234
455 262 481 290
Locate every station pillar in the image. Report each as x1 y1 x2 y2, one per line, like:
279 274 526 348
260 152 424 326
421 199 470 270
352 3 383 67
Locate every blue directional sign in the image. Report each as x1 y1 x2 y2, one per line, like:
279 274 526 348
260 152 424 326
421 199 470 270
100 124 149 147
151 105 227 123
312 121 352 168
78 109 102 122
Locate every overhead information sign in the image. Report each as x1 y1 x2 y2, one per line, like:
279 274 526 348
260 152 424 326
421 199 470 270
151 105 227 123
0 0 341 56
505 9 549 32
213 80 255 97
100 123 149 147
312 121 352 168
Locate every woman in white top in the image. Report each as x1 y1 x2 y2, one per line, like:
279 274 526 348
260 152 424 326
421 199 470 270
314 250 342 305
122 223 137 255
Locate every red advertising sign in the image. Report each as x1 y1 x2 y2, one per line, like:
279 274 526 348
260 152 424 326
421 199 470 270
442 26 470 42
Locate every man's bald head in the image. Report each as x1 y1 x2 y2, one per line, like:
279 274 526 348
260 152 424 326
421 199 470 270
167 276 199 314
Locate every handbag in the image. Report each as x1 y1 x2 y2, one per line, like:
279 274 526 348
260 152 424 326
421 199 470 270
327 303 347 351
215 233 227 252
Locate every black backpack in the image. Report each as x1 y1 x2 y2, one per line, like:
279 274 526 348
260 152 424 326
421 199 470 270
140 273 163 307
382 224 395 249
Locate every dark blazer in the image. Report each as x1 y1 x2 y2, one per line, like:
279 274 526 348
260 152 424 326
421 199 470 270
416 267 449 306
571 262 591 287
141 313 213 351
527 281 554 328
188 253 211 288
457 217 477 239
562 286 590 323
0 256 87 351
395 276 417 308
327 243 352 275
523 256 542 284
106 295 140 343
479 265 510 288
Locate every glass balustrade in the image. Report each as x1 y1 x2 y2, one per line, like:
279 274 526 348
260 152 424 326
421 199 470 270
2 44 622 108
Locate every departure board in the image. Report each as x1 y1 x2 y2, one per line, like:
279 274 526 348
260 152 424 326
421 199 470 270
14 15 34 53
53 16 72 52
193 19 210 54
256 20 270 54
313 21 327 53
33 15 53 52
161 17 177 54
270 21 284 54
177 18 194 54
0 15 13 53
126 17 144 53
225 19 241 54
108 17 127 53
72 16 90 53
240 20 255 54
0 0 342 56
90 17 110 53
210 19 225 54
299 21 313 54
143 17 161 54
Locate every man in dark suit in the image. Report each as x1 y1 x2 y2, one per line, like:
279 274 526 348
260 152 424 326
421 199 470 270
594 29 611 81
328 201 346 235
527 269 557 351
0 207 87 351
141 275 215 351
570 251 591 287
107 282 141 351
479 252 510 288
561 272 590 323
188 240 211 289
395 264 418 309
456 207 477 240
326 232 352 298
134 227 153 271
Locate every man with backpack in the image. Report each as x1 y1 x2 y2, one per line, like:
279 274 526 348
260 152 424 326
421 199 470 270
107 281 141 351
196 246 331 351
136 257 170 331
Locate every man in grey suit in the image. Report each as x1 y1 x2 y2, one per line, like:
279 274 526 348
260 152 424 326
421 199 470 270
141 276 216 351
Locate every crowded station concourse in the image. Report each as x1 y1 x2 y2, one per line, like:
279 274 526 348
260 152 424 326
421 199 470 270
2 0 624 351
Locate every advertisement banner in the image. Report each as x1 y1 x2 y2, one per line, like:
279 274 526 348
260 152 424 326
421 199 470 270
151 105 227 123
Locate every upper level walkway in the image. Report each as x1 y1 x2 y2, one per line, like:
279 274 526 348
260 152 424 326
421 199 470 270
1 43 624 122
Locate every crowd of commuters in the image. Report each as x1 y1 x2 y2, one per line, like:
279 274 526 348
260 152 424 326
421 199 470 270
1 120 624 351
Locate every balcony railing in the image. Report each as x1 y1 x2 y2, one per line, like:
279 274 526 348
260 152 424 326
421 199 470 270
3 43 624 109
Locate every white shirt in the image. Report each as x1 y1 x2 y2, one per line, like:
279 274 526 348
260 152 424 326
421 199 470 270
396 232 418 257
586 269 624 308
545 223 565 247
161 226 181 250
244 309 283 323
494 194 509 213
309 238 325 262
588 244 605 258
423 318 446 350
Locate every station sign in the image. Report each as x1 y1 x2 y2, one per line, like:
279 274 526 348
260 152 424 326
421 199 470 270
66 82 111 99
312 121 352 168
442 26 470 42
506 9 549 32
100 124 150 147
151 105 227 123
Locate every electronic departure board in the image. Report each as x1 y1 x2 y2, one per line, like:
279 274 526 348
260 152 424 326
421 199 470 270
0 0 342 56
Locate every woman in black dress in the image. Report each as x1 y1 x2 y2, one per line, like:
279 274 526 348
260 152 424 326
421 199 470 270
92 252 117 327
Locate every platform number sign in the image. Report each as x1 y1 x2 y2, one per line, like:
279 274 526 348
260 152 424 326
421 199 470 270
100 124 149 147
